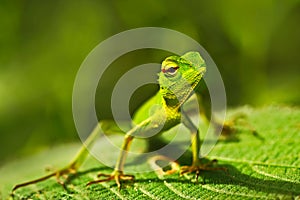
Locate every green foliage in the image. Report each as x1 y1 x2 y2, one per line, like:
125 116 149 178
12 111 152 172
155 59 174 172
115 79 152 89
1 0 300 188
1 106 299 199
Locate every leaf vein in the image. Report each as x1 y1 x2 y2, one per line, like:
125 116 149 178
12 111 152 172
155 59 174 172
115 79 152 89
137 184 161 200
201 184 267 199
164 181 197 200
209 156 300 169
251 165 300 184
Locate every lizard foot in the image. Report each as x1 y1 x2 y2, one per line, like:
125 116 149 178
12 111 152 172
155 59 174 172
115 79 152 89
148 155 180 178
220 121 236 137
214 119 262 141
212 120 235 137
12 164 78 192
87 170 134 189
180 159 227 182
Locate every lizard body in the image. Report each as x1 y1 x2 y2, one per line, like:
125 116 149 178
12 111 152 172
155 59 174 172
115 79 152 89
13 51 219 191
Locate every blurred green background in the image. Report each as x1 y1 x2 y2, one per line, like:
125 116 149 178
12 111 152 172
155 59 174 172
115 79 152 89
1 0 300 164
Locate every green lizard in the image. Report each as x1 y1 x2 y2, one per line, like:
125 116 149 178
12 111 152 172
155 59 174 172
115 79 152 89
12 51 227 191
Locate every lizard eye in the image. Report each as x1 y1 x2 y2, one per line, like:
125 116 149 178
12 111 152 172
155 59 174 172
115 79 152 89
162 66 179 76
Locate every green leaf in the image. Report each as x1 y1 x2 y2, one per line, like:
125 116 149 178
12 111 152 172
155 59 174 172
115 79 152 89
1 106 300 199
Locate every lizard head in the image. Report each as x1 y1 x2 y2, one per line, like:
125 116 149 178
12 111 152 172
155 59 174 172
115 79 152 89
159 51 206 107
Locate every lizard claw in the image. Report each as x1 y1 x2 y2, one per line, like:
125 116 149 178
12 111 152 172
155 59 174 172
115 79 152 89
87 170 134 189
180 159 227 182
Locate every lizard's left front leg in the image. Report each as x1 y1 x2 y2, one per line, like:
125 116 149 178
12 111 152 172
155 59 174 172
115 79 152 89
180 112 226 181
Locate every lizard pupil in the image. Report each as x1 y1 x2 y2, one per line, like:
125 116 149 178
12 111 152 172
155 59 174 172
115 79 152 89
168 67 177 73
162 66 179 74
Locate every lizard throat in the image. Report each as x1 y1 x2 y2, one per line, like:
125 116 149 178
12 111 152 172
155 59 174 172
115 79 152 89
176 77 200 109
162 73 202 109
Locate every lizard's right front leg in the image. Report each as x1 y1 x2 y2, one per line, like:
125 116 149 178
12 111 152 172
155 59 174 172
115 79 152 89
86 119 151 189
86 134 135 188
